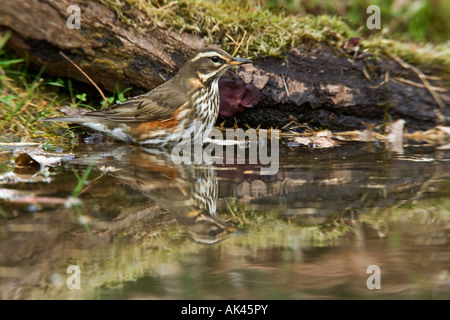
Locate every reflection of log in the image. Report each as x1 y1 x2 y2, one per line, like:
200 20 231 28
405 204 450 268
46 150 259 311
216 146 450 225
2 0 449 131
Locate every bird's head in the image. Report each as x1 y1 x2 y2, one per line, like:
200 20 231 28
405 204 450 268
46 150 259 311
181 47 252 87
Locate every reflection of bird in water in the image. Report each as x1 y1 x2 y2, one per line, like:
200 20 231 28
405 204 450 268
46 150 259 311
85 145 235 244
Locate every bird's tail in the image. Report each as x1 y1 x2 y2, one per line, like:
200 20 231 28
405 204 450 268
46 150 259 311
41 116 92 124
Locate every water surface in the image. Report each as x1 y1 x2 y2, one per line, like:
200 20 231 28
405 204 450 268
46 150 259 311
0 141 449 299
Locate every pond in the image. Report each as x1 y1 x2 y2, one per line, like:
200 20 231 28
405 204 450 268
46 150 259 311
0 139 449 300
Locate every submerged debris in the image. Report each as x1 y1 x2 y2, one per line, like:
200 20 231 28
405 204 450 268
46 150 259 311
0 170 51 184
0 188 80 206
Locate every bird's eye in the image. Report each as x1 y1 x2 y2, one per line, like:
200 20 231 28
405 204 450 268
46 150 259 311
209 229 219 238
211 56 220 63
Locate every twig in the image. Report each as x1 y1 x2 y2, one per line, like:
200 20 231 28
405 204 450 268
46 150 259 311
281 74 290 96
225 33 238 46
226 200 243 225
79 173 104 195
59 51 109 107
423 75 442 81
391 77 447 93
369 70 389 89
245 34 252 58
232 30 247 56
281 120 295 130
387 52 445 123
362 67 372 81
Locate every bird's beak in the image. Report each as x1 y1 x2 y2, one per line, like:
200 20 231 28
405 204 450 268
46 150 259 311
227 57 252 66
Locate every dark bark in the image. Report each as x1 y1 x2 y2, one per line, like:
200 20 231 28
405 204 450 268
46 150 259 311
227 48 450 131
1 0 449 131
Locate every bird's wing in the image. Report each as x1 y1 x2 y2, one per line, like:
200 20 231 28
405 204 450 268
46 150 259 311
87 82 188 123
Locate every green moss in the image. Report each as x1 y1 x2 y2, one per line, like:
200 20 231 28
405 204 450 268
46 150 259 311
97 0 450 71
99 0 355 58
265 0 450 44
363 37 450 71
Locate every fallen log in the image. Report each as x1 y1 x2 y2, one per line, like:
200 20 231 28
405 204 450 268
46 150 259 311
1 0 448 131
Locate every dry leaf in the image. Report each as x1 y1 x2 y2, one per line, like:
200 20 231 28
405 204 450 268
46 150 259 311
293 137 312 145
14 153 41 173
316 130 333 137
359 128 376 142
436 126 450 135
13 147 74 168
293 136 339 148
334 131 360 141
15 153 40 168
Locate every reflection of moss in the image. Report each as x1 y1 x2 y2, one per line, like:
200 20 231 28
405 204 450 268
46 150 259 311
45 214 353 298
222 209 352 247
15 195 449 299
360 197 450 236
44 207 355 298
98 0 450 70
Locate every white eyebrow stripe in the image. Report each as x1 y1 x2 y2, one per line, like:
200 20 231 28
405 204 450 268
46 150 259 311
191 51 227 62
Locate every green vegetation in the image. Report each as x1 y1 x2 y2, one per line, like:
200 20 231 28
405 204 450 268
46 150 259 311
0 33 64 144
265 0 450 43
70 164 95 237
99 0 450 68
0 35 83 145
0 32 131 146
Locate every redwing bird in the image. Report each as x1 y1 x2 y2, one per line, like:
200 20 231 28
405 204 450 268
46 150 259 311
44 48 252 146
112 149 235 244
